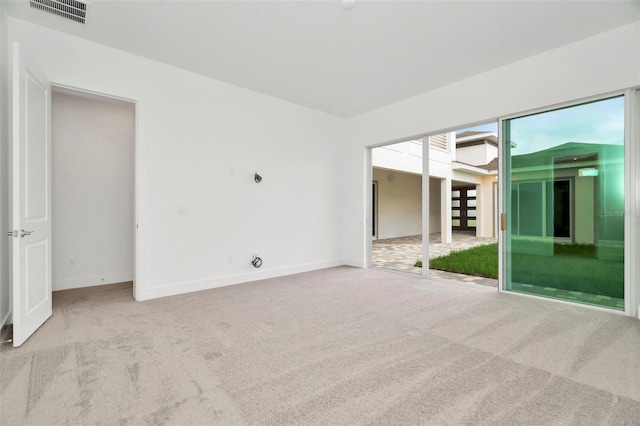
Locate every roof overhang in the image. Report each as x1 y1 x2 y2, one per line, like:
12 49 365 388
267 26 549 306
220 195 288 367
452 162 498 176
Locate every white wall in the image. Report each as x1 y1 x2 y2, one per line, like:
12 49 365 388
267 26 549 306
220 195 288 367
5 17 343 301
342 21 640 267
2 14 639 317
371 135 460 177
456 144 497 166
372 140 422 174
371 170 443 239
0 4 10 327
373 167 421 239
52 92 135 290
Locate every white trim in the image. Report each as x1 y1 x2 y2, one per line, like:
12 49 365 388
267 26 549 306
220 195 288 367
342 258 366 268
133 100 146 301
372 180 378 240
53 273 134 291
51 84 137 105
365 147 373 268
624 89 632 316
48 83 144 301
493 182 499 238
139 260 344 301
499 88 630 122
498 117 505 293
627 88 639 318
52 86 131 106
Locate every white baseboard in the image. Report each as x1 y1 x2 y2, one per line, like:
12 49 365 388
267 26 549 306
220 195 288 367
53 272 134 291
341 258 366 268
138 259 346 301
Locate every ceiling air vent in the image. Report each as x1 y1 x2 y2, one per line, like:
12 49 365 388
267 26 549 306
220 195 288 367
30 0 87 24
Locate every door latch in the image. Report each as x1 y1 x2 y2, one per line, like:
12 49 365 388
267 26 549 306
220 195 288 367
20 229 34 238
6 230 17 238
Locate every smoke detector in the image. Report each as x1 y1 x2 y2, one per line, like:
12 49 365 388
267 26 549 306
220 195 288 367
30 0 87 24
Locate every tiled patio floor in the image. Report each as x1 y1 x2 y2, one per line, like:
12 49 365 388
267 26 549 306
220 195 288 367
371 232 498 287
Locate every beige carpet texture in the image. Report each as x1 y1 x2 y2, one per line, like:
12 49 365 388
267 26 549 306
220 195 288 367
1 266 639 425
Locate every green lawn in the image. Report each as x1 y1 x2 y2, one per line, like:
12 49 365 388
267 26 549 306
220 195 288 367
511 252 623 299
429 243 498 279
427 242 624 299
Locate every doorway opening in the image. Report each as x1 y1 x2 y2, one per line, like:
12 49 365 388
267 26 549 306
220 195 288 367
372 180 378 239
370 138 424 275
369 122 499 286
51 87 136 298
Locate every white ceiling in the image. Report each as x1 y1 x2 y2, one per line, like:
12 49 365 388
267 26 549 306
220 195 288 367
4 0 640 117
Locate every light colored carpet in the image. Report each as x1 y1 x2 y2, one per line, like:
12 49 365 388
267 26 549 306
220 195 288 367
1 266 639 425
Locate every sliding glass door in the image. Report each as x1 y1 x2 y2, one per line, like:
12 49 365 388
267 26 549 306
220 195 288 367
503 96 625 309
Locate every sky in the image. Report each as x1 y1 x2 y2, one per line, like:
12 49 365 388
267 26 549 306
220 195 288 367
508 96 624 154
455 96 624 155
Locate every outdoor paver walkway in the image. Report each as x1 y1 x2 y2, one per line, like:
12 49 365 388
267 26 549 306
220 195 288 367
371 233 624 309
427 268 498 288
372 232 498 287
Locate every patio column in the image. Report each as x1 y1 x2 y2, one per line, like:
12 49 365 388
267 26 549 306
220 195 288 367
422 136 430 277
441 178 452 244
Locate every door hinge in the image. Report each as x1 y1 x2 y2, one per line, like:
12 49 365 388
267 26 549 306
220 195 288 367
6 230 17 238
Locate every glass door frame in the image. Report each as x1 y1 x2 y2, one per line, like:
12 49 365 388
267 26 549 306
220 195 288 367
498 88 639 317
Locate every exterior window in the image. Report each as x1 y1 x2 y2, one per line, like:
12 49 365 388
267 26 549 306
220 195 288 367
510 179 572 240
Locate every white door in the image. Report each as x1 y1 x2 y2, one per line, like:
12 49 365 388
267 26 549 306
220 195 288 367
11 42 52 347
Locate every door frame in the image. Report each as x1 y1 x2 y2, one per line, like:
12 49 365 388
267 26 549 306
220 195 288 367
49 84 142 300
366 135 431 277
493 182 498 238
372 180 378 239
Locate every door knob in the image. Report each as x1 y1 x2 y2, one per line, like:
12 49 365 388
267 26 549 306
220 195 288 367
20 229 34 238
